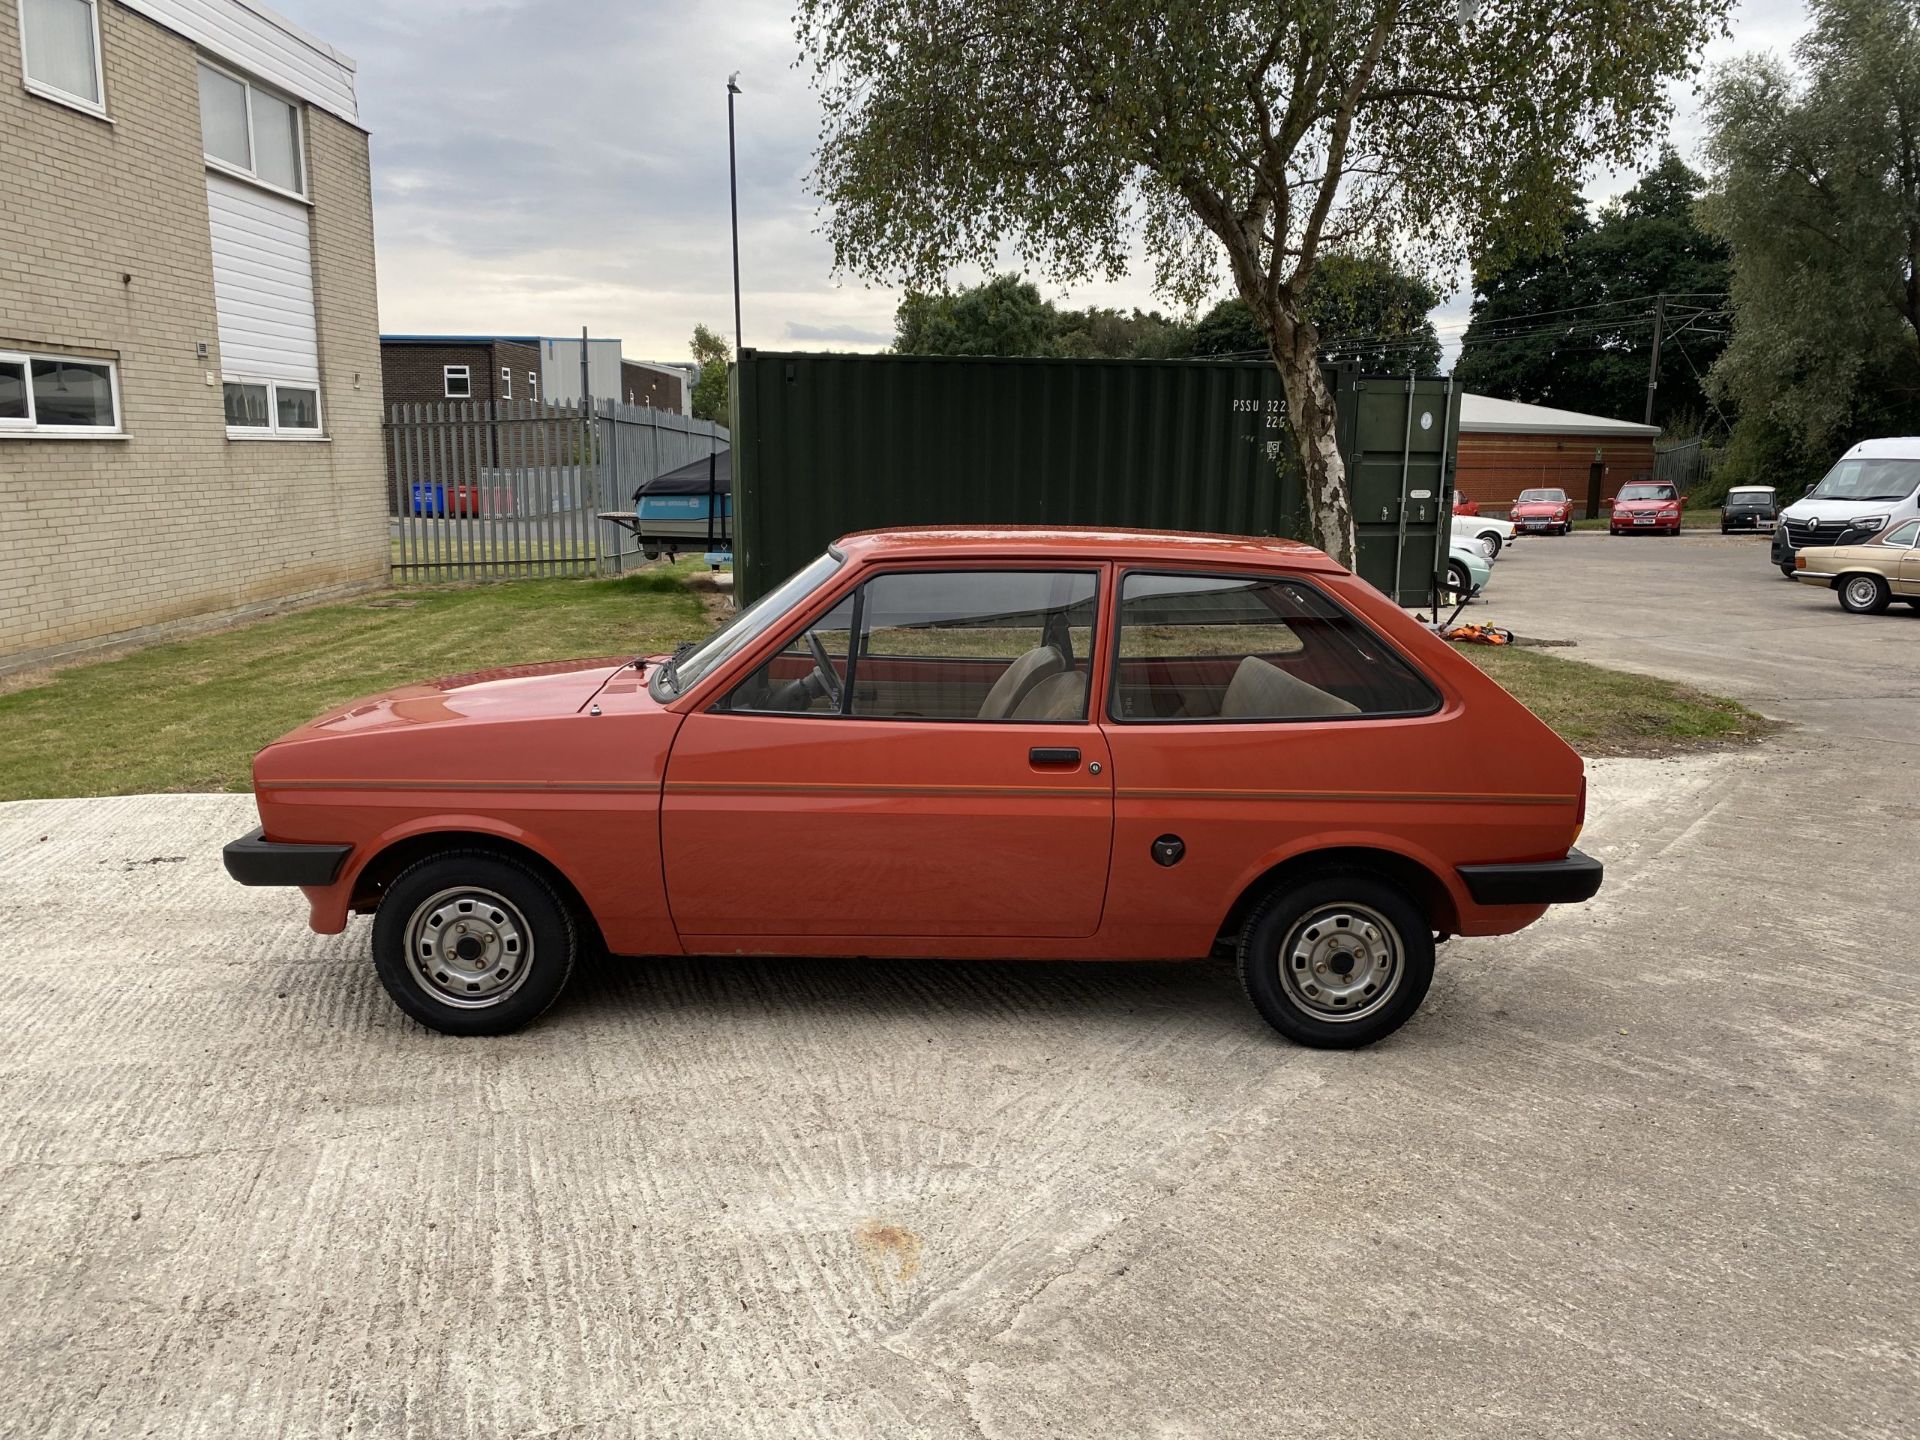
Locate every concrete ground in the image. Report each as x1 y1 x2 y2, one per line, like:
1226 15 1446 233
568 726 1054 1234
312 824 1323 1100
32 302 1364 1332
1 534 1914 1438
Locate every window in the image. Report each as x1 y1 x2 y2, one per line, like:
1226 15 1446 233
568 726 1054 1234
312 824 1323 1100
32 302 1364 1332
1110 572 1439 723
500 367 512 400
724 569 1100 722
444 366 471 398
1807 457 1920 503
20 0 104 114
224 377 320 437
1878 519 1920 548
528 372 538 400
1616 484 1677 502
657 551 842 699
726 596 855 715
0 350 119 434
198 60 303 197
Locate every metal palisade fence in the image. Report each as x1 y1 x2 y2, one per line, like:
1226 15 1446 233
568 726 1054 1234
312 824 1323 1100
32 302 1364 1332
386 399 728 580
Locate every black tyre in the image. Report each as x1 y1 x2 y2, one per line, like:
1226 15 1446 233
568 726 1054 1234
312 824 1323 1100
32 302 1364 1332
1236 871 1436 1049
1779 563 1797 578
372 849 578 1035
1446 560 1472 597
1837 572 1891 615
1477 532 1503 557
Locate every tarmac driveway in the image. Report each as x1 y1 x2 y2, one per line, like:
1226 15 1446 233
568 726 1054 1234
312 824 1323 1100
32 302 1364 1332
1 534 1914 1438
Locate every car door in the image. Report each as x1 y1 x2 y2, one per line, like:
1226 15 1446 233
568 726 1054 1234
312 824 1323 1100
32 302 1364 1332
661 565 1114 940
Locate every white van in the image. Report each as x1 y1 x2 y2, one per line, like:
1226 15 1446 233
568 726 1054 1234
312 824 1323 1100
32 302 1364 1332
1772 437 1920 576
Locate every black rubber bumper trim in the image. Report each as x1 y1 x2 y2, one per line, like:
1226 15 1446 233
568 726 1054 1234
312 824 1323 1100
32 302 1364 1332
223 827 353 887
1457 847 1604 906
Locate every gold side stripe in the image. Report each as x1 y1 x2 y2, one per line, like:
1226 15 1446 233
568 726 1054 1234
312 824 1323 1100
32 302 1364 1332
269 779 662 794
1117 788 1572 806
664 781 1099 800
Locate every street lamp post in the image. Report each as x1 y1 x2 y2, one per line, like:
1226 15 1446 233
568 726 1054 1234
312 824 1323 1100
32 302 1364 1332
727 73 742 359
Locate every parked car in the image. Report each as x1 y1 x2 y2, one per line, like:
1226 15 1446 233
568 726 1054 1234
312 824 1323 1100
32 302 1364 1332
1510 487 1575 535
1447 538 1494 599
1790 516 1920 613
1720 485 1777 533
1771 438 1920 577
223 527 1600 1049
1609 482 1683 535
1452 512 1517 557
1452 496 1481 516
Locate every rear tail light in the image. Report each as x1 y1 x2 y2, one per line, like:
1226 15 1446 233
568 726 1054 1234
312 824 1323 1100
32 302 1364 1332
1573 774 1587 844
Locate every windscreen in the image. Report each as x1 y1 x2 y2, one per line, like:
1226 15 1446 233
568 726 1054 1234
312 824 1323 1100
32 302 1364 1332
654 551 842 698
1518 489 1566 503
1618 484 1676 502
1806 458 1920 503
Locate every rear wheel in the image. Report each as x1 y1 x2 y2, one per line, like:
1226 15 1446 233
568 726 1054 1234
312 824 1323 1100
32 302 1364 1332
372 850 578 1035
1237 872 1436 1048
1477 532 1503 557
1838 573 1892 615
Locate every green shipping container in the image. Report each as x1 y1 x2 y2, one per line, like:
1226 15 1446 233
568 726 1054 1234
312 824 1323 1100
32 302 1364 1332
730 352 1458 607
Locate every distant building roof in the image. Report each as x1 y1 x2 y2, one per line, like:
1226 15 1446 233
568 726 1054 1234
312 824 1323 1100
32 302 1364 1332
1459 393 1661 438
380 335 628 346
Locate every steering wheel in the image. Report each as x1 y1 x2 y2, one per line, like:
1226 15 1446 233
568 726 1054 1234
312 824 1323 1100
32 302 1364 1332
806 630 843 709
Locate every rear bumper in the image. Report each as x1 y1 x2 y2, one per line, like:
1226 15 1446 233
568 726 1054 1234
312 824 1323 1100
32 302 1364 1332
1457 847 1604 906
223 827 352 887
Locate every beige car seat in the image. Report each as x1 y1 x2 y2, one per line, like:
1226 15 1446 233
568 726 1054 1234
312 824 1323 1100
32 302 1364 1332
1219 655 1360 719
977 645 1066 719
1010 670 1088 721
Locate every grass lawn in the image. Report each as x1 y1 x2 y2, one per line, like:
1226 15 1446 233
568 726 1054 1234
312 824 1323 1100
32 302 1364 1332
0 568 1768 799
0 570 704 800
1459 646 1772 756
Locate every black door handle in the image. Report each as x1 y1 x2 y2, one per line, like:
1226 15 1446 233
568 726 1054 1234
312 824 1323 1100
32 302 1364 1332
1029 747 1080 766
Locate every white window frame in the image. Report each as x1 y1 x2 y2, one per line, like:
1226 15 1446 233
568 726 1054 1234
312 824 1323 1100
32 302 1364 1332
18 0 108 119
500 367 512 400
198 56 306 202
0 348 123 436
528 371 538 400
444 365 472 399
223 375 324 441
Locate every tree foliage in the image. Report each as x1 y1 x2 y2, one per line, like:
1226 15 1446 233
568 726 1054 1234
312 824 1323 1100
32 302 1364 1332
1701 0 1920 494
798 0 1730 563
1188 254 1443 371
689 324 731 427
1454 149 1731 427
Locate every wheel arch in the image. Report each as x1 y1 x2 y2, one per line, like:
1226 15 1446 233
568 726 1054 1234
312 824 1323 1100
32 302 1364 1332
348 825 606 952
1216 843 1461 949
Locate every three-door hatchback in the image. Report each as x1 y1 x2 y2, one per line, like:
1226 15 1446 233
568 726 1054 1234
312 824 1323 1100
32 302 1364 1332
225 528 1602 1048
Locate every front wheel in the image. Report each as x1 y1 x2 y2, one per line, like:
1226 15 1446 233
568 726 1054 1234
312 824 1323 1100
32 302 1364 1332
1236 872 1436 1048
372 850 578 1035
1446 560 1472 598
1838 573 1891 615
1478 532 1503 557
1779 563 1797 578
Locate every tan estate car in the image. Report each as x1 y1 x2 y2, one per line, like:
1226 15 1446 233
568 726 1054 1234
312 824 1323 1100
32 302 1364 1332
1793 516 1920 613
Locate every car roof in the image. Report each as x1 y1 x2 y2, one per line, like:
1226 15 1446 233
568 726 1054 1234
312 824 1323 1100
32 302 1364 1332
1842 437 1920 460
833 525 1341 571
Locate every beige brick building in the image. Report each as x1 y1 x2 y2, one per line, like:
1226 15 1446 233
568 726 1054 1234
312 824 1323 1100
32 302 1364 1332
0 0 382 667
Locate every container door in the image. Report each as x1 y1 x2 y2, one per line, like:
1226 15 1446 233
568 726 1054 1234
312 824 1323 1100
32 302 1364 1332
661 567 1114 939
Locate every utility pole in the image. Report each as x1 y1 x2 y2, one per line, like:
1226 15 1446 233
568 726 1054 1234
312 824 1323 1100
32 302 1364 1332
727 73 743 359
1644 294 1666 427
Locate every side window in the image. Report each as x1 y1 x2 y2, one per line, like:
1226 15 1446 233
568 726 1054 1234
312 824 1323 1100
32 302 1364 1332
850 570 1098 722
725 595 855 715
1112 572 1439 722
1879 519 1920 547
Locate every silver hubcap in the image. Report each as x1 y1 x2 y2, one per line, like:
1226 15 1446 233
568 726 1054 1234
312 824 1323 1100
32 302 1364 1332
1846 577 1878 607
404 886 532 1009
1277 902 1402 1023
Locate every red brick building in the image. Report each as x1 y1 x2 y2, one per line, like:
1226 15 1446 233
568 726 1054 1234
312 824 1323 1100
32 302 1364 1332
1455 394 1660 518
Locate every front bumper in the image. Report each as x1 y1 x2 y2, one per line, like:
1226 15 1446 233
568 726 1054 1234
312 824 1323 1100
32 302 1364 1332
223 827 353 887
1457 847 1604 906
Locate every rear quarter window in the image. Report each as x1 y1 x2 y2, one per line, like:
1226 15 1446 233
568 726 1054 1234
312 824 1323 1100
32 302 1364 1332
1110 572 1441 723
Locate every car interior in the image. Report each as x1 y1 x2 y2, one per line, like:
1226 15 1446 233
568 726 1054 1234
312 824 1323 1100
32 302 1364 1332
726 569 1437 725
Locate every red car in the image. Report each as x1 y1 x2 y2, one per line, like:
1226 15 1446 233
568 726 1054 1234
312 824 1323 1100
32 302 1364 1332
223 528 1602 1048
1452 496 1481 516
1510 487 1575 535
1609 482 1683 535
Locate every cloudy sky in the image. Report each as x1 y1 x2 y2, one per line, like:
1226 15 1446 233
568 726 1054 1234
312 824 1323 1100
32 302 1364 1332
274 0 1812 369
